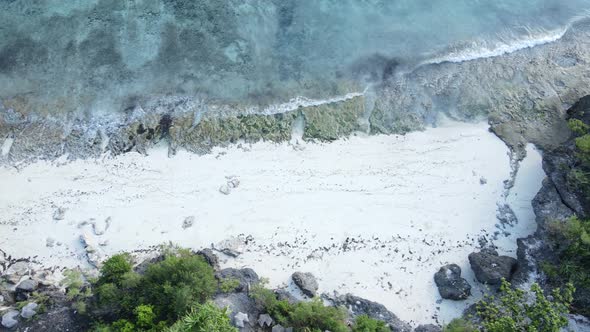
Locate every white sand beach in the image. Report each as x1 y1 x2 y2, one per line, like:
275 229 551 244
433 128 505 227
0 121 545 326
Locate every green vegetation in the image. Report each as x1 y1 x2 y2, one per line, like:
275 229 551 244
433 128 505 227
91 249 217 331
61 270 93 314
443 280 574 332
251 283 390 332
568 119 589 136
545 217 590 291
251 285 348 332
84 249 393 332
218 278 240 293
166 302 237 332
352 315 390 332
443 318 476 332
475 279 573 332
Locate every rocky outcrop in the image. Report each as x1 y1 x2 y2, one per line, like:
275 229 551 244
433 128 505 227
433 264 471 300
215 268 260 293
414 324 442 332
512 96 590 319
197 248 220 270
291 272 319 297
213 292 261 332
327 293 412 332
468 248 517 286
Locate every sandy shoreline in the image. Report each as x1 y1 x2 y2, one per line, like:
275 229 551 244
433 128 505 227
0 121 544 326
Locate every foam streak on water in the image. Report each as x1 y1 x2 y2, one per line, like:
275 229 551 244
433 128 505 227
426 14 590 65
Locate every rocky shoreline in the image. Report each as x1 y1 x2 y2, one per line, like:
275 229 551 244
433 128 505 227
2 95 590 330
2 17 590 167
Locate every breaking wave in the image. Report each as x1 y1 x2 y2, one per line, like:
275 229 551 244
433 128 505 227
425 14 590 65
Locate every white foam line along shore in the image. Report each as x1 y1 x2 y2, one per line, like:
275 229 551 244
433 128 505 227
425 14 590 64
0 121 544 326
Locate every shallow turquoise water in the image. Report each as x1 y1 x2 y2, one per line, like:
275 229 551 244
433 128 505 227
0 0 589 113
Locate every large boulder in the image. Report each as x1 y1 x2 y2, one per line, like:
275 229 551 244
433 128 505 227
20 302 38 319
291 272 319 297
414 324 442 332
16 279 38 292
216 268 260 293
213 292 261 332
468 248 517 285
327 293 411 332
433 264 471 300
197 249 220 270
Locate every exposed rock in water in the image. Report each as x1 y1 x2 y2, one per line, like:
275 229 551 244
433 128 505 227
468 248 517 286
433 264 471 300
326 293 412 332
291 272 319 297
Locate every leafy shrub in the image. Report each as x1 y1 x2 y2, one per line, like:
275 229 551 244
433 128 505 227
251 285 348 332
111 319 135 332
219 278 241 293
352 315 389 332
476 279 573 332
135 304 156 329
100 254 133 285
141 249 217 321
92 249 217 330
568 119 589 136
546 217 590 289
443 318 476 332
166 302 237 332
289 298 348 332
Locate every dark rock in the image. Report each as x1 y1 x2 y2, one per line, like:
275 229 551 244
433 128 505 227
531 178 575 230
291 272 319 297
216 268 259 293
414 324 442 332
433 264 471 300
327 293 411 332
543 147 586 217
468 248 517 285
11 306 89 332
213 292 260 332
197 248 220 270
573 287 590 318
276 289 300 304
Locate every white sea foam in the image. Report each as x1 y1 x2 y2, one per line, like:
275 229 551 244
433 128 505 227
426 15 590 65
245 92 365 116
